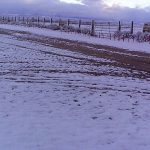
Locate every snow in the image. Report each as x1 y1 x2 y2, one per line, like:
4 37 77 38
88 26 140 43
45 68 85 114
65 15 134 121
0 31 150 150
0 24 150 54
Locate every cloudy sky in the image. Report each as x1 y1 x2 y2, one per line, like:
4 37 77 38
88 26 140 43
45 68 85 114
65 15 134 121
0 0 150 21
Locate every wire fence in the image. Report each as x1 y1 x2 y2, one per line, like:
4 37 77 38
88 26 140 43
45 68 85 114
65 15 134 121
0 16 149 43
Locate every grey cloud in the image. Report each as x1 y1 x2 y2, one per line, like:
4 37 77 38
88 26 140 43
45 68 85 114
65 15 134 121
0 0 149 22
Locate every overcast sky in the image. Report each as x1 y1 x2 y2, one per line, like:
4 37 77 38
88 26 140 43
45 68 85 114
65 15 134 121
0 0 150 21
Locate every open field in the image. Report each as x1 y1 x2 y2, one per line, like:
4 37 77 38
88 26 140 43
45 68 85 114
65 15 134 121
0 26 150 150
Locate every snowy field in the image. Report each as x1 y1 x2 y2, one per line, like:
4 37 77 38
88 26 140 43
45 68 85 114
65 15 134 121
0 26 150 150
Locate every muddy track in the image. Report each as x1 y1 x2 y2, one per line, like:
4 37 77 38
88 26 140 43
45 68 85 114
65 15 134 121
0 28 150 79
18 34 150 72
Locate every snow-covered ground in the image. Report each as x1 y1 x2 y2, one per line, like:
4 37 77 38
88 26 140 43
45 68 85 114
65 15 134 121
0 24 150 54
0 27 150 150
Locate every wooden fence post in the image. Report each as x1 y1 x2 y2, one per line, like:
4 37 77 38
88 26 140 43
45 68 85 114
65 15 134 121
131 21 134 34
27 17 29 24
23 17 25 23
99 32 101 38
50 18 53 24
118 21 121 32
43 17 46 25
37 17 39 24
59 19 61 27
79 20 81 29
91 20 95 36
67 19 70 26
108 22 110 34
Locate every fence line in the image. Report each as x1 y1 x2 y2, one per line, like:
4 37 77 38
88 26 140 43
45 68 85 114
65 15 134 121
0 16 142 34
0 16 148 43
